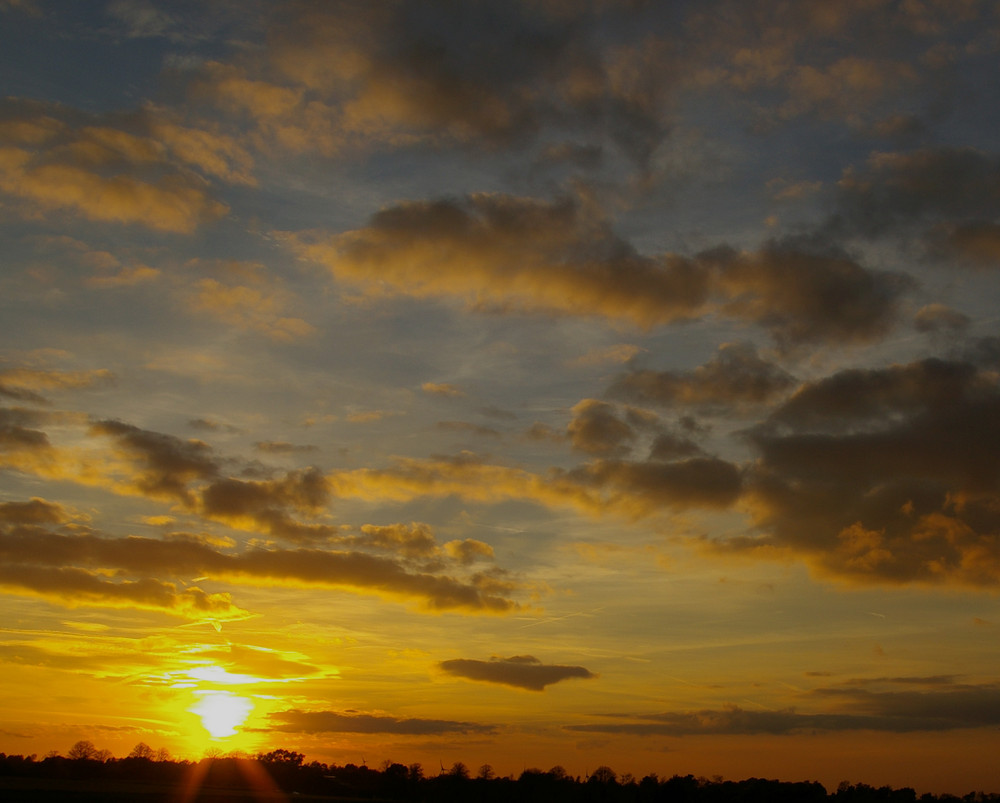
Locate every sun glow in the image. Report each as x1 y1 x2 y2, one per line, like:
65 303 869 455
190 691 253 739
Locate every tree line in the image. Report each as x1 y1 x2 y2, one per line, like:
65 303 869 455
1 742 998 803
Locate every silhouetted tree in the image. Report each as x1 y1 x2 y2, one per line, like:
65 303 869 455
591 765 619 784
257 748 304 767
67 740 99 761
127 742 155 760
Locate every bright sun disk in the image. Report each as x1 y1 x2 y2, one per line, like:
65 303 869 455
191 691 253 739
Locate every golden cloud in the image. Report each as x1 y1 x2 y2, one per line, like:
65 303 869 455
0 522 523 614
0 100 234 232
188 277 316 342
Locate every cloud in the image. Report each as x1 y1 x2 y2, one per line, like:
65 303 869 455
0 367 114 403
567 680 1000 736
286 194 712 328
682 0 978 132
0 406 64 475
90 419 220 504
0 497 72 524
569 344 643 368
147 116 255 185
187 275 315 342
610 342 795 409
648 432 703 461
567 456 743 514
328 450 743 518
289 197 908 344
567 400 638 456
444 538 495 565
0 519 523 614
196 644 322 681
933 222 1000 267
0 144 227 233
0 98 248 231
724 357 1000 587
190 0 674 164
708 241 910 347
0 544 246 621
199 469 336 543
436 421 501 439
357 522 438 559
254 441 319 455
439 655 596 691
914 303 970 333
834 147 1000 240
84 264 160 289
422 382 465 398
266 709 495 735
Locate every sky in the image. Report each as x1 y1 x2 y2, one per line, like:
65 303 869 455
1 0 1000 794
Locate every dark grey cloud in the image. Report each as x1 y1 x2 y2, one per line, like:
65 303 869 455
708 240 911 348
834 147 1000 239
0 407 56 456
439 654 596 691
727 357 1000 587
567 682 1000 736
762 358 987 433
569 456 743 512
266 708 495 735
648 431 703 461
200 469 336 543
90 419 220 504
610 342 795 409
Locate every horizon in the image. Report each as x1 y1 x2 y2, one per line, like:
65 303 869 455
1 742 992 798
2 1 1000 798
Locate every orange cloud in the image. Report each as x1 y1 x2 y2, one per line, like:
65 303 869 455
0 99 233 232
0 146 227 232
188 277 315 341
0 367 114 402
422 382 466 398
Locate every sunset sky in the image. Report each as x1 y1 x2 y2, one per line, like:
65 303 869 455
2 0 1000 794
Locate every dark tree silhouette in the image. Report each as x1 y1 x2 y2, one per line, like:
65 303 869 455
127 742 155 760
67 740 99 761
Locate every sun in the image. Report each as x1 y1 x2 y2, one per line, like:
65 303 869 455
190 691 253 739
